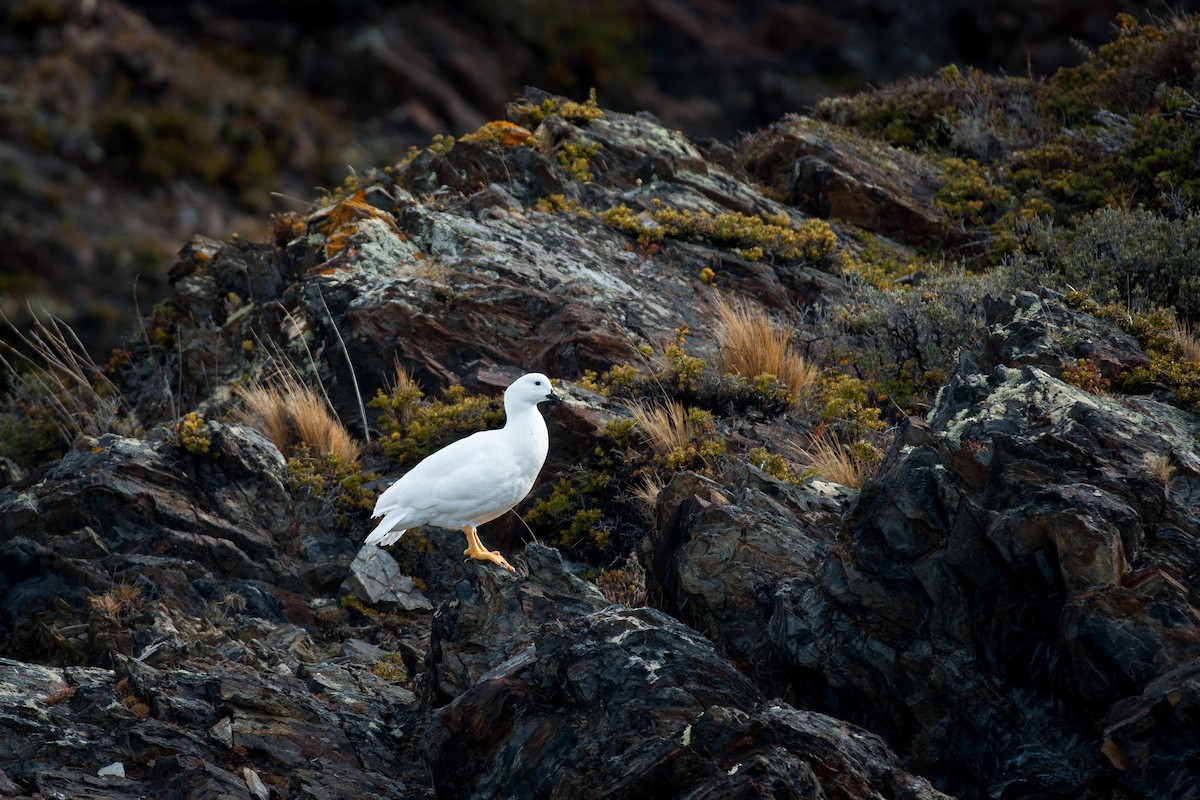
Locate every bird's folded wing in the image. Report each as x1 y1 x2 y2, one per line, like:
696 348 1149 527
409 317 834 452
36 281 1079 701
372 431 505 517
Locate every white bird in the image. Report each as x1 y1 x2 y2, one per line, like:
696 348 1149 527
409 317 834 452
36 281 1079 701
364 372 561 571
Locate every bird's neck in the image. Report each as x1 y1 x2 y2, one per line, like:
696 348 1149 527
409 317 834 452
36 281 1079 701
503 403 548 452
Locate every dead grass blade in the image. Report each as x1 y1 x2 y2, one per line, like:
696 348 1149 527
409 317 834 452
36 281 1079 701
630 473 667 521
0 306 132 442
1172 317 1200 362
800 434 873 489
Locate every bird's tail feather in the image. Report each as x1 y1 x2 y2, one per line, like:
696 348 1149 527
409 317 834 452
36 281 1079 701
364 510 408 547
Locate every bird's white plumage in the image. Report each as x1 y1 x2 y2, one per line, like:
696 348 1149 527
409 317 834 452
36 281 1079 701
364 372 557 547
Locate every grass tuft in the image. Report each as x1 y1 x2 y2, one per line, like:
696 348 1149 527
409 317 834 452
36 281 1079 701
712 294 817 404
799 434 877 489
1 308 133 446
1173 318 1200 362
234 373 359 462
632 473 665 513
627 399 690 457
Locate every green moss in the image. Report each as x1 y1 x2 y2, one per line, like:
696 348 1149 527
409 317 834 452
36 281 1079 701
286 447 377 529
601 203 840 267
534 194 589 214
371 653 408 683
706 373 791 415
340 593 377 617
525 478 578 526
175 412 214 457
0 394 66 470
813 372 887 438
579 363 645 397
459 120 538 147
812 64 984 149
747 446 800 483
1066 299 1200 411
525 472 613 555
370 384 504 467
663 324 706 393
841 230 929 289
516 88 606 125
557 140 602 182
601 417 637 448
934 157 1013 228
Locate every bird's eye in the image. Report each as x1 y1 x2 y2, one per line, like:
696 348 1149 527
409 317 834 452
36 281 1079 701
535 380 542 386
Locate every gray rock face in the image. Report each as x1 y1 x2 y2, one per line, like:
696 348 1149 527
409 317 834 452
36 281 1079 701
642 466 847 684
422 605 948 800
769 291 1200 798
0 422 357 664
426 544 608 703
342 545 433 612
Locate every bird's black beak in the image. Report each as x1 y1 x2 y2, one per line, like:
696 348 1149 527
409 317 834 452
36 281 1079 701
546 389 563 404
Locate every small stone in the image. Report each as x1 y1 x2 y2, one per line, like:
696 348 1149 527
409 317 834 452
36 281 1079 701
209 716 233 748
97 762 125 778
341 545 433 611
243 767 269 800
341 638 389 663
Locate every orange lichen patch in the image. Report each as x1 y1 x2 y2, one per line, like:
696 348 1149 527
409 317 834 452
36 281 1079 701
460 120 537 147
272 211 306 246
309 189 404 261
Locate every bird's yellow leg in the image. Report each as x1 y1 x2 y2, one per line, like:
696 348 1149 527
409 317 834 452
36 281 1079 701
462 526 514 572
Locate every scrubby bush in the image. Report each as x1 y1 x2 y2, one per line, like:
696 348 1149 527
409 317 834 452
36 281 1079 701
1008 207 1200 323
831 269 1006 412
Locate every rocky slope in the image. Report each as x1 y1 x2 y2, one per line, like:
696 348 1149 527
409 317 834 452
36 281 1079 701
3 0 1197 358
4 21 1200 800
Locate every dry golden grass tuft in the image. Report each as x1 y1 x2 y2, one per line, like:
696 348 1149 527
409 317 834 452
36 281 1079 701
43 686 77 706
631 473 666 521
627 398 689 456
800 434 875 489
86 581 142 620
1173 318 1200 362
1144 452 1175 499
87 592 124 619
234 374 359 462
115 677 150 719
712 294 817 403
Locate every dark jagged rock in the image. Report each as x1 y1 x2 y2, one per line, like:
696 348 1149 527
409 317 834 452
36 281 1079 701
744 117 956 248
426 543 608 703
423 605 947 800
642 466 847 683
342 545 433 612
0 422 359 664
768 290 1200 798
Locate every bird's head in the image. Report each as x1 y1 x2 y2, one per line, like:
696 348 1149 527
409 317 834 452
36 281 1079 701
506 372 561 408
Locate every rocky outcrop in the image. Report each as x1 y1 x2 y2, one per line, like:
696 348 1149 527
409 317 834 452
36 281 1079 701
642 466 847 684
744 117 957 249
422 605 949 800
0 422 353 665
4 60 1200 800
426 544 608 703
768 291 1200 798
